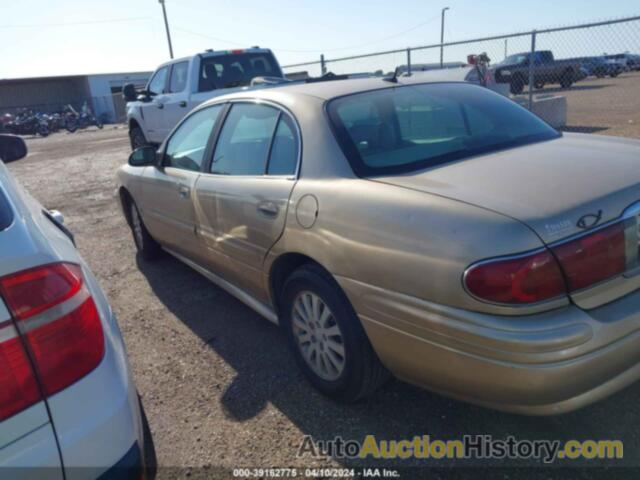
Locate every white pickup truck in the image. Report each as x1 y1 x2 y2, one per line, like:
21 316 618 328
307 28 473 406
124 47 284 149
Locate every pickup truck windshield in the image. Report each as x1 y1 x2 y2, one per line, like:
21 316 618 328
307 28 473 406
199 52 281 92
328 83 560 176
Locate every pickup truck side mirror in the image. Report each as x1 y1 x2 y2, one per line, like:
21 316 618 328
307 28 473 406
0 134 27 163
128 146 157 167
123 83 138 102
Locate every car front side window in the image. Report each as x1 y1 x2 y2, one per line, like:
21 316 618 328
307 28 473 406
148 66 169 95
165 105 223 172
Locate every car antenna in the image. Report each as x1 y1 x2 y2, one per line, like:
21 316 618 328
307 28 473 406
383 67 401 83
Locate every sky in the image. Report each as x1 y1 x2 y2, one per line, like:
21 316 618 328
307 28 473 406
1 0 639 79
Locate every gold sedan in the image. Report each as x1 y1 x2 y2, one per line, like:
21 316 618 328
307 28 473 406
117 76 640 415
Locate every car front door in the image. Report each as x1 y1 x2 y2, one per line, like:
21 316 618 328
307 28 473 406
139 104 224 259
194 102 300 300
161 61 191 139
141 66 170 143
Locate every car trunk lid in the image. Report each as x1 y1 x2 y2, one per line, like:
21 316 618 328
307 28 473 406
372 133 640 243
371 133 640 308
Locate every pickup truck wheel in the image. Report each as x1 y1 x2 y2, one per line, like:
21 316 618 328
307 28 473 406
510 76 525 95
130 126 147 150
129 201 161 260
282 264 390 402
560 71 574 88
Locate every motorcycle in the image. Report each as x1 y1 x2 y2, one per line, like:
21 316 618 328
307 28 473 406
4 111 49 137
62 104 103 132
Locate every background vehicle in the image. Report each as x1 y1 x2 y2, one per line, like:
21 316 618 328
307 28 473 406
399 54 510 96
124 47 284 150
580 56 623 78
494 50 583 94
3 110 49 137
605 53 640 71
118 77 640 415
0 134 151 478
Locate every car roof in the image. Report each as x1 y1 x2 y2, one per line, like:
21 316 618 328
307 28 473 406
201 72 471 106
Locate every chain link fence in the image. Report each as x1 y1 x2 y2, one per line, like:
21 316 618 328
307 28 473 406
283 15 640 138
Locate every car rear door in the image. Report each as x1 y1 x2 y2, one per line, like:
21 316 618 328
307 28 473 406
194 101 299 299
138 104 225 259
160 60 191 139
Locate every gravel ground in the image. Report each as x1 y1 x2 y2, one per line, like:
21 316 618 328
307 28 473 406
6 73 640 478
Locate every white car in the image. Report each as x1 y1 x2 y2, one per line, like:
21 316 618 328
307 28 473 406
0 134 151 479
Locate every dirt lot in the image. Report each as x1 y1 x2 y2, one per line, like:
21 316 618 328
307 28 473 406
6 73 640 478
522 70 640 138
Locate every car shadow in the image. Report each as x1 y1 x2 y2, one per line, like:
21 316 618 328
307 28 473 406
135 253 640 468
560 126 609 134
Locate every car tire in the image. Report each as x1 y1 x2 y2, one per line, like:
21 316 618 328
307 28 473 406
129 200 162 260
534 81 545 90
510 75 525 95
130 126 147 150
281 264 390 402
560 70 574 88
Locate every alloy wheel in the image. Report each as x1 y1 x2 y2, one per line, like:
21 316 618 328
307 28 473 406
291 291 346 381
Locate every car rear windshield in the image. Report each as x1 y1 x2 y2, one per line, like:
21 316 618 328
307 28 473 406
199 52 282 92
327 83 560 176
0 188 13 231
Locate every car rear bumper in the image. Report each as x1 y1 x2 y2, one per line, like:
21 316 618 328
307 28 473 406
97 442 143 480
337 276 640 415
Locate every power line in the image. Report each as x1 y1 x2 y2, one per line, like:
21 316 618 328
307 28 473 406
0 17 151 29
175 15 441 54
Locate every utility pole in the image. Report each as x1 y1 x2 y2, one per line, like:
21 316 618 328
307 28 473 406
158 0 174 59
440 7 450 68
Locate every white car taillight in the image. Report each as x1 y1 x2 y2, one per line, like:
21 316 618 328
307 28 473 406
0 263 104 419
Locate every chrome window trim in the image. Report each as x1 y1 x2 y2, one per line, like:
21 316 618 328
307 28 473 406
200 97 303 181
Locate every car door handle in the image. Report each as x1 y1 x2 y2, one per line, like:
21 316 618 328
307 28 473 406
179 101 187 108
155 102 164 109
257 201 279 217
178 185 190 198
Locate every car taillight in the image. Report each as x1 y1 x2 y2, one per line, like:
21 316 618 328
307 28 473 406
552 222 626 292
0 263 104 408
465 221 630 305
0 326 41 421
464 250 566 304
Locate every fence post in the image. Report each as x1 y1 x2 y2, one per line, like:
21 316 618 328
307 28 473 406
528 30 537 110
320 54 327 76
407 48 412 75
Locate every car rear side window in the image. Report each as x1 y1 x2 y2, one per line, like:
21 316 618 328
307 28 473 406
169 61 189 93
267 115 298 176
165 105 224 171
0 188 13 231
211 104 279 176
328 83 560 176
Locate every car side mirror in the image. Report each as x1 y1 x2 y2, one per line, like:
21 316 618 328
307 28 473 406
123 83 138 102
128 146 157 167
0 134 27 163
